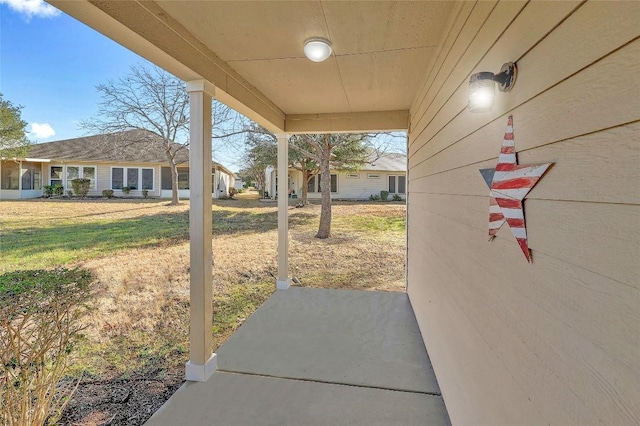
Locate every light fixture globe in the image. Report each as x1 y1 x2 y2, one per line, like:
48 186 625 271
468 72 496 113
304 37 332 62
468 62 517 113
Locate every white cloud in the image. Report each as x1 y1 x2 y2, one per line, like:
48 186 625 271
0 0 60 19
30 122 56 139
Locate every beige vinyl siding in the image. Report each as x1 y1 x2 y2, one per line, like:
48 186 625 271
337 173 372 200
407 1 640 425
47 162 163 197
97 164 111 194
301 171 405 200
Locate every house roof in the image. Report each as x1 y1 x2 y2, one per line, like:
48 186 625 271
28 129 189 164
363 153 406 172
27 129 234 175
49 1 459 133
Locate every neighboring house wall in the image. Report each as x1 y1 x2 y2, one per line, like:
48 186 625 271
407 2 639 425
160 166 232 199
234 177 244 190
44 162 162 198
269 169 406 200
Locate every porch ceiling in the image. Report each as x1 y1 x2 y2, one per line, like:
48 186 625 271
48 1 458 133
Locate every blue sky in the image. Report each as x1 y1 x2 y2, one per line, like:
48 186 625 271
0 0 146 142
0 0 248 169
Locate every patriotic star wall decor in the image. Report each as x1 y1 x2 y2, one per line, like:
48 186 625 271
479 116 553 262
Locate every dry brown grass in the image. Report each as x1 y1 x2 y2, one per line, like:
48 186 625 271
0 192 406 424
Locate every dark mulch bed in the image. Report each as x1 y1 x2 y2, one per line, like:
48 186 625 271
59 372 183 426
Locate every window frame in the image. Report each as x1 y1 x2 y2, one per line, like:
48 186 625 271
111 167 124 190
112 166 154 191
21 163 42 190
313 173 337 193
127 168 139 190
141 168 154 190
1 161 20 190
388 174 406 194
50 166 64 186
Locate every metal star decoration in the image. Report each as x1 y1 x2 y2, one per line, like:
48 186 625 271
479 116 553 262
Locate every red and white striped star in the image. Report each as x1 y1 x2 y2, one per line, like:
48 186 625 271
479 116 553 262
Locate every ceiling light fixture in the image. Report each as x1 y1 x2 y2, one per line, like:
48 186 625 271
303 37 333 62
468 62 517 113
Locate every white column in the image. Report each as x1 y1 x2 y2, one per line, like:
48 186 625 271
276 133 290 289
185 80 217 382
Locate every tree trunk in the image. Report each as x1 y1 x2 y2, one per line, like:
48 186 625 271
169 160 180 205
316 159 332 238
301 170 310 205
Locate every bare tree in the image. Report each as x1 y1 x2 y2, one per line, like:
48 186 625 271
82 64 189 205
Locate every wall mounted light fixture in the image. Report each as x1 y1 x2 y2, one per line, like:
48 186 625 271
468 62 517 113
303 37 332 62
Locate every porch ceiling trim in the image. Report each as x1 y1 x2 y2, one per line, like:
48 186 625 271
285 110 410 133
49 0 286 133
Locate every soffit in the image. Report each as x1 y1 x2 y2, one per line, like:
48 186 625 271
159 1 455 115
49 1 458 132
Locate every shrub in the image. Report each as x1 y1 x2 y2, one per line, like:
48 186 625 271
43 185 54 197
102 189 114 199
121 186 131 195
142 189 149 199
66 190 73 198
380 190 389 201
52 184 64 197
71 178 91 198
369 194 381 201
0 268 94 426
392 193 403 202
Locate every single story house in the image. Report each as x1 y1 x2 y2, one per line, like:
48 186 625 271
0 129 234 200
266 153 406 200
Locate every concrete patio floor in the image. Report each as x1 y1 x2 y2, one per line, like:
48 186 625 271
145 287 450 426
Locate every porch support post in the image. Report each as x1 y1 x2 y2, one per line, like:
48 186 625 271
276 133 290 289
185 79 216 382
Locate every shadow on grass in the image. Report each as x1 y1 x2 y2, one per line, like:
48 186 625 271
2 208 318 271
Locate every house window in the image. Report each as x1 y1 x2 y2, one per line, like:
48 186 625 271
346 173 359 179
50 166 63 186
50 166 96 189
389 175 406 194
1 162 19 189
178 169 189 190
127 168 139 190
398 175 406 194
83 166 96 189
141 168 154 190
161 167 188 190
311 173 337 193
367 173 380 179
307 175 317 193
67 166 80 182
112 167 152 190
21 164 42 190
111 168 124 189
